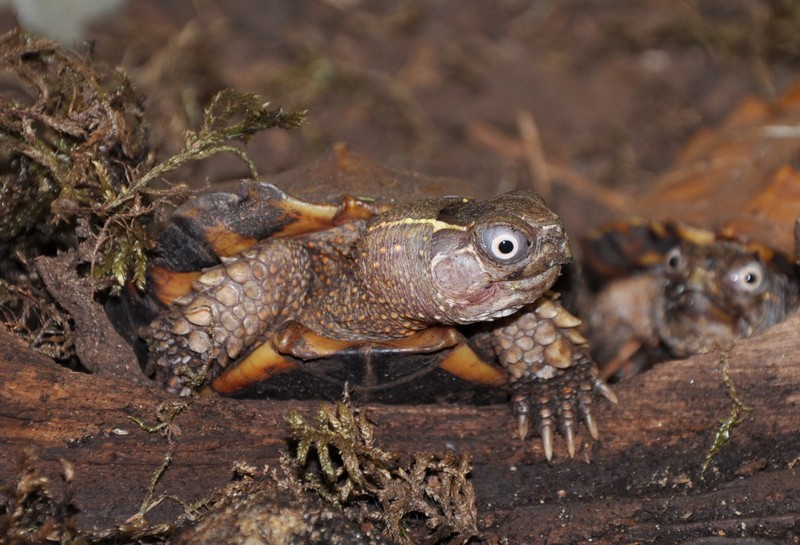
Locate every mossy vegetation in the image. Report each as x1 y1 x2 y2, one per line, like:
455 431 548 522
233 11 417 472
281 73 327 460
0 30 304 363
283 395 478 545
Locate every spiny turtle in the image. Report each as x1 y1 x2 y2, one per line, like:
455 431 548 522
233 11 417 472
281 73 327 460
140 143 615 460
580 85 800 379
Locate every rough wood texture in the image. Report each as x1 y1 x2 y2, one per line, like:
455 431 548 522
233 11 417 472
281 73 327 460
1 310 798 543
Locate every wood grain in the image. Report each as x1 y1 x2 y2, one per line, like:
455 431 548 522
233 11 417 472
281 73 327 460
1 309 798 542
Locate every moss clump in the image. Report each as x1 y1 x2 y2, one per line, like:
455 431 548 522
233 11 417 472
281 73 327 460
284 396 478 545
0 30 304 362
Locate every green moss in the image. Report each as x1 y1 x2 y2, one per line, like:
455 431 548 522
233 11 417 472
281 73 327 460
284 395 478 545
0 30 304 360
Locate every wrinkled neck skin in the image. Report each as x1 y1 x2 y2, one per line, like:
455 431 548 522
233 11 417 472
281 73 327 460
357 198 461 327
297 200 452 341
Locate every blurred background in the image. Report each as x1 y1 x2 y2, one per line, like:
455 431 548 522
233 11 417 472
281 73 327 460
2 0 799 235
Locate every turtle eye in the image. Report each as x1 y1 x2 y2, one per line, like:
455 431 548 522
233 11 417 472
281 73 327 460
730 261 765 293
664 247 683 271
481 226 530 263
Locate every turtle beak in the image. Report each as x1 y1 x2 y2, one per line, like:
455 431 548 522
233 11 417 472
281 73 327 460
503 222 571 292
537 222 572 267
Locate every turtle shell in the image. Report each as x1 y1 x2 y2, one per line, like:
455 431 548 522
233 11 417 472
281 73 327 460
268 141 495 205
154 142 493 275
580 84 800 378
143 143 509 403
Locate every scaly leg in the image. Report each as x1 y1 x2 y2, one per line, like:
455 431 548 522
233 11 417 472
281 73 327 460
146 240 311 394
487 294 616 460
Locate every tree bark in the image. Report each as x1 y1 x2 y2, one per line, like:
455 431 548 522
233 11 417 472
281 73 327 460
1 311 798 543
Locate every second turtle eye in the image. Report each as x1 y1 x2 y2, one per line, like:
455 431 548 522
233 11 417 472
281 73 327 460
664 247 683 271
730 261 765 293
481 226 530 263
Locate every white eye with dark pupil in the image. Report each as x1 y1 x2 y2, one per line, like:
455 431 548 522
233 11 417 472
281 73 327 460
665 247 682 270
482 226 529 262
731 262 765 292
496 238 516 255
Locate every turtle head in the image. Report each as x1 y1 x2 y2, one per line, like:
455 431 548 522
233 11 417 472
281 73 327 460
426 190 571 323
657 239 798 355
357 190 570 327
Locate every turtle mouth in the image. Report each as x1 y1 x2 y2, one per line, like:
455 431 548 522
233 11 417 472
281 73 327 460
500 263 562 293
477 265 562 321
658 290 737 355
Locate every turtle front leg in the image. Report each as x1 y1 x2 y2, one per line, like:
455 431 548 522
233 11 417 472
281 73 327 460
146 240 311 394
488 295 617 460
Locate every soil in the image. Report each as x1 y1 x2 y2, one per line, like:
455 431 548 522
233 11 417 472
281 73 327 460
1 1 800 544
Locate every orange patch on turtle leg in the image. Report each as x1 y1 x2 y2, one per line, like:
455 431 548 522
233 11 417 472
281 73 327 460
149 266 202 305
211 340 297 394
439 344 507 386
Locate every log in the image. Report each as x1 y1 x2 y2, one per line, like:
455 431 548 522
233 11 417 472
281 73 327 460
1 308 798 543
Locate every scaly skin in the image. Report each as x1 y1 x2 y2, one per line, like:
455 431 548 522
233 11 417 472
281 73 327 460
146 188 612 457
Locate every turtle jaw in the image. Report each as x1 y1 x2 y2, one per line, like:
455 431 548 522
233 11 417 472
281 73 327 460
430 233 570 325
499 262 563 294
657 289 738 356
477 264 564 321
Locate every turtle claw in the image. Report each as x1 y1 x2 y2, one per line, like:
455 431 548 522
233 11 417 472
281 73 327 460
584 408 600 441
560 405 577 459
595 378 618 404
510 356 613 460
512 393 531 440
518 413 529 441
540 415 554 462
